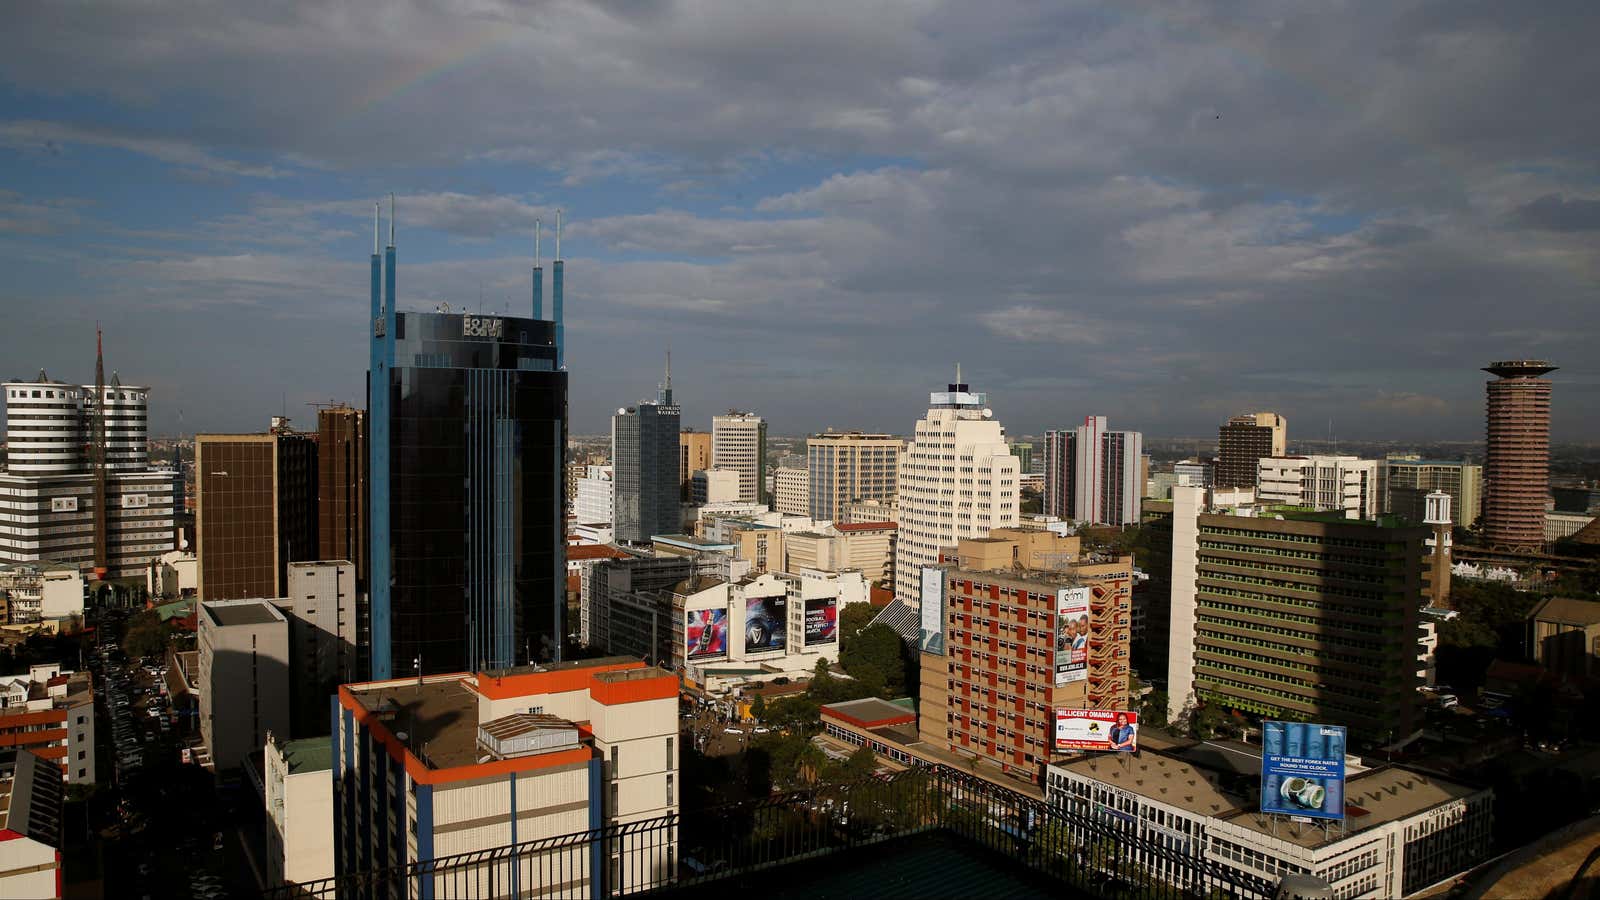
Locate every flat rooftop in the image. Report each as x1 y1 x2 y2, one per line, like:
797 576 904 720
1054 749 1482 849
202 600 283 627
822 698 917 728
347 678 485 770
278 737 334 775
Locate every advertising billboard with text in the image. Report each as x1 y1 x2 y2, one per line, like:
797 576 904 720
919 567 945 655
744 594 787 654
1260 721 1346 821
1054 587 1091 685
1054 709 1139 752
803 598 838 646
685 609 728 660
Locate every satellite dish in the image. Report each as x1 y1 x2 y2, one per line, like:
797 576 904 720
982 408 994 419
617 408 628 416
396 731 409 741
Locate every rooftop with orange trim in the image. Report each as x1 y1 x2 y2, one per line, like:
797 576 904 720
339 656 676 780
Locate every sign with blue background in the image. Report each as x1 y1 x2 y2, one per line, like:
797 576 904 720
1260 721 1346 821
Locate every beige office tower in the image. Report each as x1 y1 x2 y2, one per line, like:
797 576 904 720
679 430 713 497
711 412 766 505
806 432 901 522
892 374 1019 606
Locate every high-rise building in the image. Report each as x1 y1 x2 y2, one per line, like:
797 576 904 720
1165 486 1425 741
1382 457 1482 528
195 423 318 602
1256 455 1380 519
612 362 681 545
574 465 614 526
806 432 901 522
679 430 712 499
1215 412 1286 489
1009 441 1034 475
1042 416 1143 526
278 560 359 735
916 531 1133 784
316 407 366 580
0 355 177 579
333 659 679 894
711 412 766 505
1482 360 1556 551
893 376 1019 605
772 467 809 517
199 599 291 771
367 203 568 678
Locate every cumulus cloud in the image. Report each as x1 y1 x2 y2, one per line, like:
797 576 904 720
0 1 1596 437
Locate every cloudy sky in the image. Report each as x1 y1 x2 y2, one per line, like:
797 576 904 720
2 1 1596 440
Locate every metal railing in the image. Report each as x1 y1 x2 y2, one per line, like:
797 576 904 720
268 765 1275 900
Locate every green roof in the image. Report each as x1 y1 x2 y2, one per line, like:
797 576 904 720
280 737 334 774
153 599 195 621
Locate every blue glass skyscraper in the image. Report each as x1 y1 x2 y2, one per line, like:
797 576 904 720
367 200 568 678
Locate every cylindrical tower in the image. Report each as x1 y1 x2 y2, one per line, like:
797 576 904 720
1482 360 1555 552
3 372 86 474
83 374 150 471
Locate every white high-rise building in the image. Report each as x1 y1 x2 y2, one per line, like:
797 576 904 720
1257 455 1380 519
1 366 175 578
772 467 809 517
574 464 614 525
893 375 1020 605
712 411 766 505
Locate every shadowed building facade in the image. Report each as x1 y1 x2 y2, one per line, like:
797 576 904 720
1481 360 1556 552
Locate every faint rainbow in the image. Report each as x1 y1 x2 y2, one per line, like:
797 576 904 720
349 30 514 119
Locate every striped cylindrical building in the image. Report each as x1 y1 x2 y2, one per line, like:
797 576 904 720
82 374 150 471
3 374 86 474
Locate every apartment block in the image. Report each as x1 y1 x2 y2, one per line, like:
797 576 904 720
0 664 95 784
333 659 679 895
917 532 1133 785
1256 456 1380 520
1165 486 1425 741
806 432 901 522
1043 416 1143 526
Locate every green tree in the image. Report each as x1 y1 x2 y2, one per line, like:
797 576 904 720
838 602 877 644
842 745 876 779
839 623 907 695
750 693 768 722
122 610 168 659
1190 703 1222 740
1141 690 1169 728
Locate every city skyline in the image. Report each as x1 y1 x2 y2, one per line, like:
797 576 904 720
2 4 1597 441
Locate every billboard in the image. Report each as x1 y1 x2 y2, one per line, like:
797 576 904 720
1054 587 1091 685
803 598 838 646
918 567 945 655
685 609 728 660
1260 721 1346 821
1055 709 1139 752
744 594 787 654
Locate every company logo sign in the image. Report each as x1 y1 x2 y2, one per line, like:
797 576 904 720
462 316 504 339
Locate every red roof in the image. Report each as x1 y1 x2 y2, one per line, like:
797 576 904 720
835 521 896 533
567 544 630 561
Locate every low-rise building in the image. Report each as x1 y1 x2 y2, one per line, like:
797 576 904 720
0 562 84 627
675 569 868 686
0 749 65 898
199 599 291 771
263 733 334 887
0 665 95 785
145 549 198 600
841 499 898 525
333 658 678 895
1527 596 1600 680
1046 749 1492 899
1546 512 1596 544
784 522 898 586
690 468 742 506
